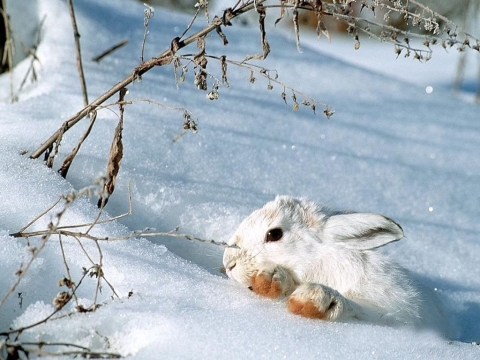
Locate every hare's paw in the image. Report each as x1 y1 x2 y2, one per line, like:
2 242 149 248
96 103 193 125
287 283 346 320
249 264 295 299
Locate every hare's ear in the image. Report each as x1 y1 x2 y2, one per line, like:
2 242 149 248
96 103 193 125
323 213 404 250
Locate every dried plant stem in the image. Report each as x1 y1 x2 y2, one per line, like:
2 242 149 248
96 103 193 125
0 191 83 309
141 4 154 62
205 54 325 107
0 195 76 308
2 341 121 359
179 7 201 40
11 184 133 238
29 0 267 161
7 181 218 249
18 42 39 91
92 241 103 305
58 110 97 178
59 234 79 305
14 197 62 234
97 88 126 208
0 307 64 336
67 0 89 108
404 0 460 30
0 235 49 308
0 3 15 102
92 38 128 63
10 189 231 247
10 226 232 248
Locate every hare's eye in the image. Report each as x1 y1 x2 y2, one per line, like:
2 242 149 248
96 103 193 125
265 228 283 242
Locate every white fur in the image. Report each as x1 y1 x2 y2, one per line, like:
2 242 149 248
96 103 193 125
223 196 452 336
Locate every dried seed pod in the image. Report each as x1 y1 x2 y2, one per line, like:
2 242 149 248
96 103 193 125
220 55 229 87
207 90 219 100
53 291 72 310
58 277 75 288
324 108 335 119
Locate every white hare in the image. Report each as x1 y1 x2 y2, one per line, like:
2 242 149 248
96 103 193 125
223 196 452 336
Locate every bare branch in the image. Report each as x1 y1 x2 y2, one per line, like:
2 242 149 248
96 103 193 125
30 0 268 161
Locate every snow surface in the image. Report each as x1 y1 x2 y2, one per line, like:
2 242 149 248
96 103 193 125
1 0 480 358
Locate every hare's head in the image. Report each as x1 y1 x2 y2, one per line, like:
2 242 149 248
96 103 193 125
223 196 404 285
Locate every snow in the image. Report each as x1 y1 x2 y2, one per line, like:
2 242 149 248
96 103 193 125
1 0 480 358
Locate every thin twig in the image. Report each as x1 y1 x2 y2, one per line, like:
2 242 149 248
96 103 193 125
141 3 154 62
203 54 325 108
67 0 89 108
58 234 79 305
92 38 128 62
93 240 103 306
10 227 235 248
14 197 62 234
3 341 121 358
179 7 201 40
73 235 96 265
0 193 78 308
0 235 50 308
10 182 133 237
0 307 64 336
58 110 97 178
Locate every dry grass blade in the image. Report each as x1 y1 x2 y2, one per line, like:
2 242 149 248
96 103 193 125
58 110 97 178
243 5 270 62
97 89 126 208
